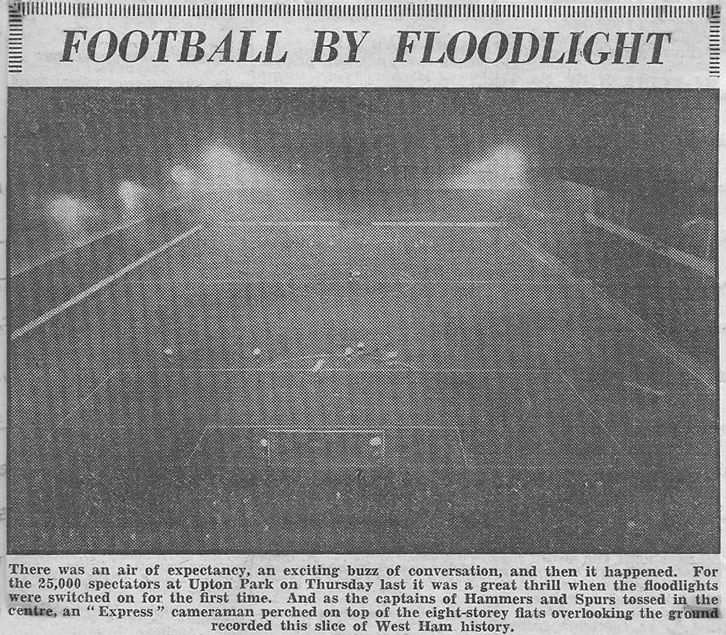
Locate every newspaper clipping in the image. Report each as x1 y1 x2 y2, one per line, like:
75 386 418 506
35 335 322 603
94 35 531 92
1 1 723 633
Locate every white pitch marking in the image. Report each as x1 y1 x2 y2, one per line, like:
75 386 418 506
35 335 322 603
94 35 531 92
373 221 503 229
515 236 715 394
151 365 512 374
586 213 714 278
185 425 210 463
47 368 123 437
11 215 154 278
219 221 339 227
122 277 513 288
559 373 636 466
270 429 384 434
215 220 503 229
451 418 471 469
268 426 460 432
623 381 667 397
11 225 203 341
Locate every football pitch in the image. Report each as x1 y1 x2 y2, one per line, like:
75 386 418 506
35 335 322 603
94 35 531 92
8 200 718 553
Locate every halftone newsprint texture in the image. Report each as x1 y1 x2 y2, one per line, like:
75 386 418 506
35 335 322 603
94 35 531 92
1 2 724 635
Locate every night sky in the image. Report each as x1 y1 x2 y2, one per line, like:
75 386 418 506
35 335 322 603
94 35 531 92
8 87 718 228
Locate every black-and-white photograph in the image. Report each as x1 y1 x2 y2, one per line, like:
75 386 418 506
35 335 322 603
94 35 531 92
7 87 718 554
